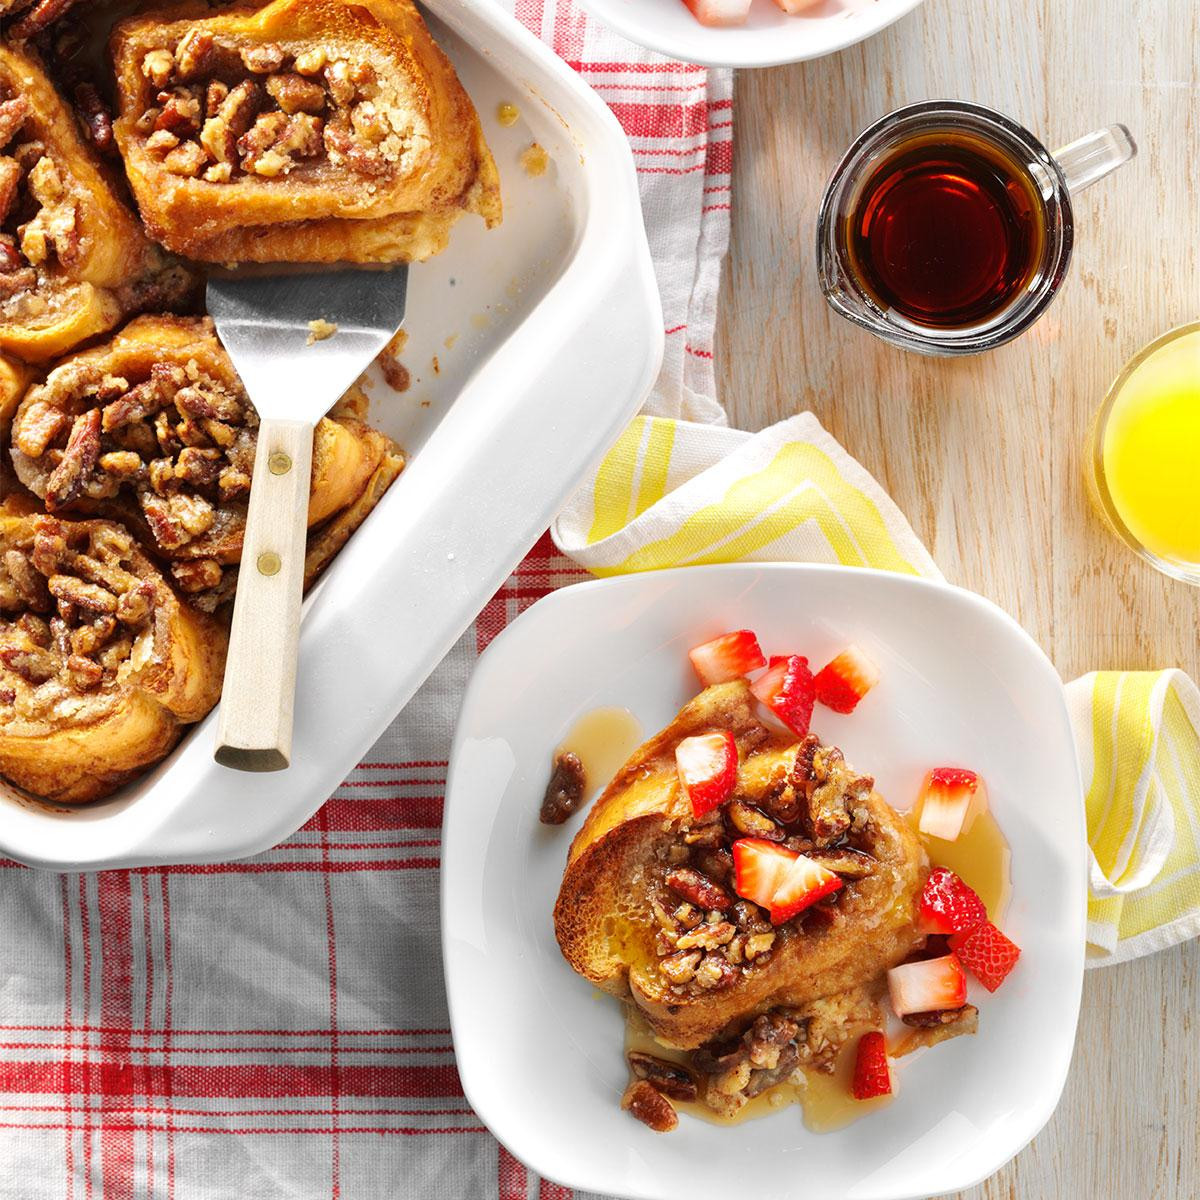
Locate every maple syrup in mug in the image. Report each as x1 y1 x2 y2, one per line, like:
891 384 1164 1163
817 102 1136 355
845 133 1045 329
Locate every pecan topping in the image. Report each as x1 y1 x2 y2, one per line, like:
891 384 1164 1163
728 799 782 839
44 409 101 511
266 73 327 115
0 97 30 149
539 751 586 825
621 1080 677 1133
627 1052 698 1102
665 866 731 911
73 84 114 155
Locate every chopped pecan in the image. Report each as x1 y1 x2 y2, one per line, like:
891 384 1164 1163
730 899 771 933
174 446 223 487
744 1012 800 1069
0 157 21 223
73 84 114 155
539 751 586 825
728 799 782 840
895 1004 979 1056
14 614 50 646
792 735 873 847
665 866 731 911
217 466 251 500
163 141 208 177
3 550 50 609
65 653 104 690
30 520 68 576
627 1053 698 1102
239 111 322 176
266 73 327 114
173 382 245 423
155 88 202 137
806 847 876 878
116 581 155 624
200 80 261 164
621 1080 677 1133
48 574 117 615
144 129 180 157
744 1043 800 1098
657 949 701 985
675 921 735 951
692 953 738 991
743 931 776 961
240 43 286 74
44 409 101 511
169 559 223 596
323 59 359 106
0 643 57 683
0 97 30 150
174 29 216 80
97 451 143 479
293 48 328 76
205 80 229 119
141 49 176 89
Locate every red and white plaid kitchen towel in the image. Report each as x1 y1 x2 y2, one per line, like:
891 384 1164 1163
0 7 732 1198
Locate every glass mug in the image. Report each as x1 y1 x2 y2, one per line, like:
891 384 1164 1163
816 101 1136 356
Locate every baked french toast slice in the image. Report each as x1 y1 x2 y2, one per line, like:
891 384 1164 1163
553 680 929 1051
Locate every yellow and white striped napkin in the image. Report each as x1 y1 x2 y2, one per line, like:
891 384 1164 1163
552 412 1200 965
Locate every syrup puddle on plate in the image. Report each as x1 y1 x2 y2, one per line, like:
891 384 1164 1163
556 707 643 802
910 808 1012 923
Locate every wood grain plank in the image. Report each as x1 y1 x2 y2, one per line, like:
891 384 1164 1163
716 0 1200 1194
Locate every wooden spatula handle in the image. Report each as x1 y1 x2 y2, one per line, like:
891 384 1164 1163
214 418 314 772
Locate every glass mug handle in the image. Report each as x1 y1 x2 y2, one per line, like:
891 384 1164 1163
1053 124 1137 193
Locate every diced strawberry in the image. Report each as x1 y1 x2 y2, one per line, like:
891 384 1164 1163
681 0 750 25
949 922 1021 992
887 954 968 1016
813 645 880 714
731 838 796 909
675 731 738 819
916 767 988 842
918 866 987 936
688 630 767 686
750 654 815 737
851 1031 892 1100
768 853 843 924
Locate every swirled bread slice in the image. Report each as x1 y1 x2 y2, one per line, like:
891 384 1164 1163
554 681 929 1049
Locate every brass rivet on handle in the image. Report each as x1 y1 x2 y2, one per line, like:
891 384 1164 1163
268 452 292 475
257 551 281 577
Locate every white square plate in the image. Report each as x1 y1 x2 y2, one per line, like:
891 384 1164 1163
442 563 1085 1200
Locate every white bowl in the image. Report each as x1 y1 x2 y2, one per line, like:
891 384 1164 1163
442 563 1085 1200
0 0 663 871
574 0 925 69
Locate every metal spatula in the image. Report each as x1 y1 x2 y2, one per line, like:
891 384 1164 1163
207 266 409 772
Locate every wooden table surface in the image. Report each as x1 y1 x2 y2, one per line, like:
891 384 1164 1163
715 0 1199 1195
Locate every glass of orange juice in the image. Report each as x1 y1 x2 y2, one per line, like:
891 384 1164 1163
1091 323 1200 584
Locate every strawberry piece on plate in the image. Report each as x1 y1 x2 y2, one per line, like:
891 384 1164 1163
750 654 815 736
681 0 751 25
851 1031 893 1100
731 838 796 909
675 731 738 818
688 630 767 685
887 954 968 1016
814 644 880 714
918 866 988 936
916 767 988 841
950 921 1021 992
767 853 843 924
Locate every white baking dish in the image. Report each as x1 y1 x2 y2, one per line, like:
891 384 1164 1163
0 0 664 871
